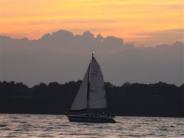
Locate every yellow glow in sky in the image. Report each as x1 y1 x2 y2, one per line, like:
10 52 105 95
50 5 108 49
0 0 183 44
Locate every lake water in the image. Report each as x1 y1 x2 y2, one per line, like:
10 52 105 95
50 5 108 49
0 114 183 138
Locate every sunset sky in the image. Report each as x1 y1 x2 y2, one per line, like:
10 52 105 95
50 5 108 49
0 0 183 45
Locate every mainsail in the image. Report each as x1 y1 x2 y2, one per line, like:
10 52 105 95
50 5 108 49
71 54 107 111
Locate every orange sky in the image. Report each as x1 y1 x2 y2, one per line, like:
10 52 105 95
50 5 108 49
0 0 183 45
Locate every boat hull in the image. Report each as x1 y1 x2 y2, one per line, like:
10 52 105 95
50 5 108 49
67 114 115 123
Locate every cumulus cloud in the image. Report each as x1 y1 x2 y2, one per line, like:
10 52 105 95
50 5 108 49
0 30 183 86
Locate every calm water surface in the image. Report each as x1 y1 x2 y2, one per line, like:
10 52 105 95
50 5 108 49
0 114 183 138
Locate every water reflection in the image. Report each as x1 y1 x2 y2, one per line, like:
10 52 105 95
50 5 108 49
0 114 183 138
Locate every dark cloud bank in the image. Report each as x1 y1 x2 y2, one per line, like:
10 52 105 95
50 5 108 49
0 30 183 86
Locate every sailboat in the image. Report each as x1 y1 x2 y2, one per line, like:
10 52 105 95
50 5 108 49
67 52 115 123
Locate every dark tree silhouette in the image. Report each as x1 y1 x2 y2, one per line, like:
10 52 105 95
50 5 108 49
0 81 183 117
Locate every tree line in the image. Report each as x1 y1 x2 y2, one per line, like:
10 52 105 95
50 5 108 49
0 81 183 117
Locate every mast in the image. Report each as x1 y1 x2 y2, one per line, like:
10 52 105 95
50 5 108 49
87 52 94 110
87 62 90 110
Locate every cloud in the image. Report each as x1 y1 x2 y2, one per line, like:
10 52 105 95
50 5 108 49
0 29 183 86
140 29 184 37
24 19 117 25
135 29 184 46
166 4 184 10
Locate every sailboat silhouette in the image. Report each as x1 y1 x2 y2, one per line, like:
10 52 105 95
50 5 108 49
67 53 115 123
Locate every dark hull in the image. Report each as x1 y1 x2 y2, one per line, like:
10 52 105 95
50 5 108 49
67 114 115 123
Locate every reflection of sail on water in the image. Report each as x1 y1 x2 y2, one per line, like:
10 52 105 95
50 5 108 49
71 55 107 111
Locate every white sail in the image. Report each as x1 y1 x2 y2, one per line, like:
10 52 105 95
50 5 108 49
71 67 89 110
88 56 107 109
70 54 107 111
